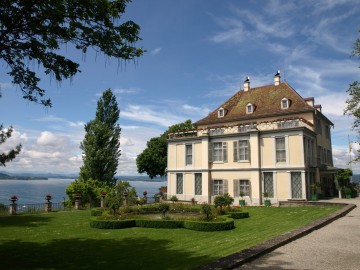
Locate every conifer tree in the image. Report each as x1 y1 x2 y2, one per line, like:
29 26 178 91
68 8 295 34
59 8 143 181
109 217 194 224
79 89 121 186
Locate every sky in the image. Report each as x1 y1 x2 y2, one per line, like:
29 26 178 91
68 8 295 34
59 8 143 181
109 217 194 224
0 0 360 176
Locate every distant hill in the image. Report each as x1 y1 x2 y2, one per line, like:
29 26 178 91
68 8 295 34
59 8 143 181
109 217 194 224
0 171 166 182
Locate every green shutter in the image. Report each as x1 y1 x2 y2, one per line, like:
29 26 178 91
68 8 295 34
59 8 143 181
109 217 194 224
233 141 238 162
233 179 239 197
223 142 228 163
223 179 228 194
208 142 213 162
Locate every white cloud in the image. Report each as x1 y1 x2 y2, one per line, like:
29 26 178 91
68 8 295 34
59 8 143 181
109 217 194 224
121 104 184 127
113 87 140 95
151 48 162 55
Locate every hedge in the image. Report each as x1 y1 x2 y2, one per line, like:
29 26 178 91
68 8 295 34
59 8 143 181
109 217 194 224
90 217 135 229
135 219 184 229
90 208 105 217
228 212 250 219
183 218 234 231
90 217 235 231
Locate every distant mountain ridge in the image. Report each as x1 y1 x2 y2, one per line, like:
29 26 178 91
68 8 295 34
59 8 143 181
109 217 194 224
0 171 166 182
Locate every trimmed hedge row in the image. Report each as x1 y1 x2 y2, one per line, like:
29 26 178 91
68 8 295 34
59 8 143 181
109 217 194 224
90 217 135 229
90 217 235 231
135 219 184 229
184 218 234 231
228 212 250 219
90 208 104 217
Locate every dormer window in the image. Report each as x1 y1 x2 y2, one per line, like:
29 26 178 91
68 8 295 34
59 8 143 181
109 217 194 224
246 103 254 114
281 98 290 109
218 107 226 118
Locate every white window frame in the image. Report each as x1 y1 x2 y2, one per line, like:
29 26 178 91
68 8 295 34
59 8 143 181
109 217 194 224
218 108 225 118
212 179 228 195
176 173 183 194
194 173 202 195
246 103 254 114
276 137 286 163
233 140 250 162
185 144 193 165
281 98 289 109
211 142 228 163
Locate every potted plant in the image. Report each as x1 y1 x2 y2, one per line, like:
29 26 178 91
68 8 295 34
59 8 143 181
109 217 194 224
344 187 352 199
9 195 18 204
239 191 246 206
100 191 107 199
263 192 271 206
310 183 318 201
170 195 178 209
143 190 147 197
45 194 52 202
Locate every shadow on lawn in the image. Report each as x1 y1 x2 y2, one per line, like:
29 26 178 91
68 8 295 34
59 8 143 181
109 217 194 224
0 215 54 227
0 237 216 270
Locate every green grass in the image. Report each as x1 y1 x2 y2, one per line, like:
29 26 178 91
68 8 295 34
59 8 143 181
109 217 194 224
0 205 341 270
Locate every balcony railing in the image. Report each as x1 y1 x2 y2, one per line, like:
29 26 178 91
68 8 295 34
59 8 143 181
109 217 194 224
168 118 314 139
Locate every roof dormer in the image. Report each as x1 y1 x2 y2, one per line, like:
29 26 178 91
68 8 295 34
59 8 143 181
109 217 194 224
281 98 290 109
218 107 227 118
246 103 255 114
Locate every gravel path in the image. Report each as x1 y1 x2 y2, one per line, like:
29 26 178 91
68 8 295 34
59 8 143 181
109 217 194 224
236 198 360 270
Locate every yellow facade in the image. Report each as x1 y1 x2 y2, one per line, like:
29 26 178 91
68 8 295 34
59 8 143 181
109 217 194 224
166 77 335 205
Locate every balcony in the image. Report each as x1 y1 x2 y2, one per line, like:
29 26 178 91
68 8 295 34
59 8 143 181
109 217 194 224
168 118 314 139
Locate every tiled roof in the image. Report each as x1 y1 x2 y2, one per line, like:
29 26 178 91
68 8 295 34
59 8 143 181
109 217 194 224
195 82 315 126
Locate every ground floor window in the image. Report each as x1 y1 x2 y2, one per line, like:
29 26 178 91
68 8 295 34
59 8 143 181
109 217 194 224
233 179 251 196
195 173 202 195
212 179 228 195
291 172 302 199
176 173 183 194
263 172 274 197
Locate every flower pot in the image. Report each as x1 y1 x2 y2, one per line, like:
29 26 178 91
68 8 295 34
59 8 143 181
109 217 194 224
264 200 271 207
345 194 351 199
239 199 246 206
311 194 318 201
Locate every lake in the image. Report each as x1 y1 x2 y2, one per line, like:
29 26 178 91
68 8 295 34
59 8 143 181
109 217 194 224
0 178 166 205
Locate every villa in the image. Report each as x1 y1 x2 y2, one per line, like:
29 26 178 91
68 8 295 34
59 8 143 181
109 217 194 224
166 71 337 205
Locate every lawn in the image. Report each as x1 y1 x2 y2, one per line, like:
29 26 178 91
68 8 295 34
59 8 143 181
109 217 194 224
0 205 341 270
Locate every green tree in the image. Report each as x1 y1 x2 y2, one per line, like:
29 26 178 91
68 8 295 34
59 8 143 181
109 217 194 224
336 168 353 198
79 89 121 186
136 120 194 178
0 0 144 107
344 29 360 160
0 125 21 166
66 179 109 207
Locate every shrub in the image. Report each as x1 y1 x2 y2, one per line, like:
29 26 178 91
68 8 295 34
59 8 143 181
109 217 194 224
158 203 170 217
90 217 135 229
184 218 234 231
229 212 250 219
90 208 105 216
0 203 7 215
135 219 184 229
201 203 213 221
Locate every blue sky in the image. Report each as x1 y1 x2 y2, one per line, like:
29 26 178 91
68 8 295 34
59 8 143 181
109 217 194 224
0 0 359 175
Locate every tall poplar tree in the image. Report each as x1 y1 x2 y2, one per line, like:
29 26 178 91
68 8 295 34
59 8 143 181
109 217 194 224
79 89 121 186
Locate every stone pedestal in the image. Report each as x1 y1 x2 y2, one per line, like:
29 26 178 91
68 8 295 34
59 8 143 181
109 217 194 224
100 198 106 208
75 200 81 210
9 203 17 215
45 202 52 212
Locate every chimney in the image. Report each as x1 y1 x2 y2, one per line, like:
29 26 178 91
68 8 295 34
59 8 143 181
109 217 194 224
244 76 250 91
274 70 281 86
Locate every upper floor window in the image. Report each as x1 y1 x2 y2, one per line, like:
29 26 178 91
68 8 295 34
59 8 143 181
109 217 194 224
210 142 228 162
233 140 250 161
246 103 254 114
325 125 330 139
316 119 322 135
281 98 290 109
185 144 192 165
276 137 286 162
218 107 226 118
